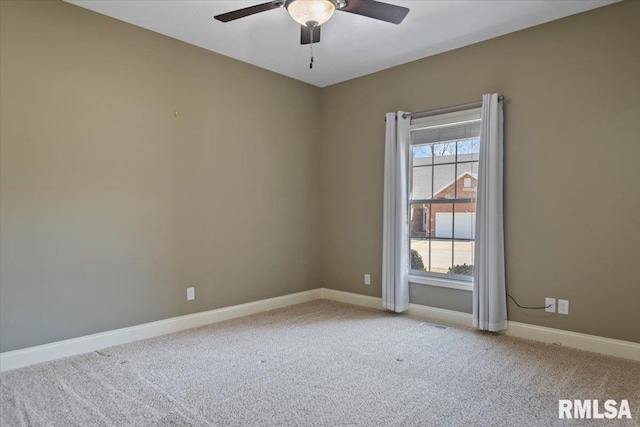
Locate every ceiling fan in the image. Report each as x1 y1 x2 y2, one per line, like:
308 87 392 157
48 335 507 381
214 0 410 46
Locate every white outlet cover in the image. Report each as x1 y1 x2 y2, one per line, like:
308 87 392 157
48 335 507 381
558 299 569 315
364 274 371 285
545 297 556 313
187 287 195 301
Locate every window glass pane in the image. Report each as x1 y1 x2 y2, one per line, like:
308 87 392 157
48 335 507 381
432 142 456 165
452 241 475 277
411 165 432 200
412 145 433 163
432 164 456 199
430 239 452 274
457 161 478 175
453 204 475 277
410 203 430 238
410 238 428 272
432 203 453 239
453 203 476 240
410 203 430 272
430 203 453 274
457 138 480 162
455 161 478 199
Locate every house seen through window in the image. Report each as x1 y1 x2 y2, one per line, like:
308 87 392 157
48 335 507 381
409 108 481 280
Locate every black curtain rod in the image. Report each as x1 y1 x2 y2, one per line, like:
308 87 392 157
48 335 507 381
400 95 505 120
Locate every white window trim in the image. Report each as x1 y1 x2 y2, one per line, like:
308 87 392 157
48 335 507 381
408 107 481 291
408 273 472 291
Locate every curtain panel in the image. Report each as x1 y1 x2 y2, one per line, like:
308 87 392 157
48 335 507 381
472 93 507 331
382 111 410 312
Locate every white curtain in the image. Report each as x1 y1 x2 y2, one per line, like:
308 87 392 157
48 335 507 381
473 94 507 331
382 111 410 313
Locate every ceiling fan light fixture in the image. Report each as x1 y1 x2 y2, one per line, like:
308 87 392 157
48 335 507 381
285 0 336 27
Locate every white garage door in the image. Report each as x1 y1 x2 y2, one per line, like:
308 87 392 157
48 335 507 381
435 213 476 239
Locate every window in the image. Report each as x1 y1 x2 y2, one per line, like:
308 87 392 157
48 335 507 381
408 108 481 288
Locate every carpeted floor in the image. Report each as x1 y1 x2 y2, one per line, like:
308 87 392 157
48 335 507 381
1 300 639 426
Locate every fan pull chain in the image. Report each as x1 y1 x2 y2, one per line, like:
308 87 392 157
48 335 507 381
309 27 314 69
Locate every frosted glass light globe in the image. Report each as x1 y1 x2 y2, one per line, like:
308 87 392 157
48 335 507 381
286 0 336 27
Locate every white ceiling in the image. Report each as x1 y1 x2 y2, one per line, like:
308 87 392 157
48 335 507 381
65 0 617 88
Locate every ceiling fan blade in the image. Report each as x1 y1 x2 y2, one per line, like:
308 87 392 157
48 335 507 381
339 0 409 24
300 25 321 45
214 1 284 23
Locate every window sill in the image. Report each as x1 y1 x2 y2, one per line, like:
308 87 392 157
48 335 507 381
408 274 473 291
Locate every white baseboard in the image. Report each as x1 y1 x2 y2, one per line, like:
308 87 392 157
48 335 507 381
502 321 640 362
320 290 640 362
2 287 638 372
320 288 382 309
0 288 321 373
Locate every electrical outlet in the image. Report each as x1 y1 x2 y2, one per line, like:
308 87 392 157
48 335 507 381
187 287 195 301
545 297 556 313
364 274 371 285
558 299 569 315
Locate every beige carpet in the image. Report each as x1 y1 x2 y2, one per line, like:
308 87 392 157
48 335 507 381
1 300 638 426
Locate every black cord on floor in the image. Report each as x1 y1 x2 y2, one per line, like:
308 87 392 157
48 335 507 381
506 293 551 310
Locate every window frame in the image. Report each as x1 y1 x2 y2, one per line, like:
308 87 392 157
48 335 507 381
407 108 482 292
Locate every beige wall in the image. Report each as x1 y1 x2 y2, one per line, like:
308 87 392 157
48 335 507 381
1 0 638 353
321 1 640 343
0 0 322 352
